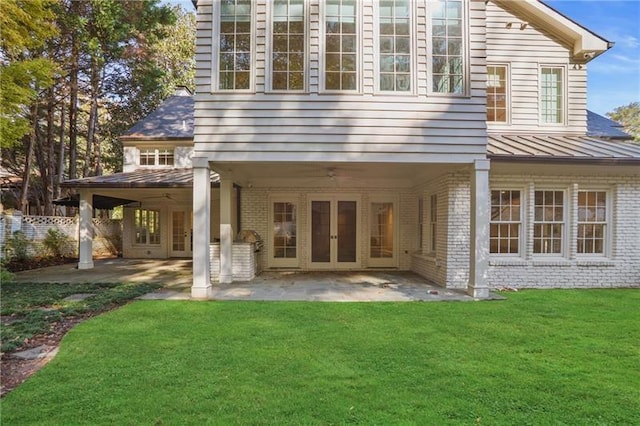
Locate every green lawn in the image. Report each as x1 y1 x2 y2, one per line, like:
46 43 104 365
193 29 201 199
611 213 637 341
2 290 639 424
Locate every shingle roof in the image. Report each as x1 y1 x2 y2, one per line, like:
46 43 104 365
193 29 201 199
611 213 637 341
121 89 194 140
60 169 220 188
488 134 640 163
586 110 632 139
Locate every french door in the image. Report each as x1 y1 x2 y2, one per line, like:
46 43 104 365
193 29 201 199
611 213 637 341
170 210 192 257
309 196 360 269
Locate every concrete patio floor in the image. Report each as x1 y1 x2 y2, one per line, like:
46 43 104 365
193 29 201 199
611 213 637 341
12 258 480 302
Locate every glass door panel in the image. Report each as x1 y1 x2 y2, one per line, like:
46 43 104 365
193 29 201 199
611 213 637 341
337 201 357 263
311 201 331 263
368 201 397 267
170 210 192 257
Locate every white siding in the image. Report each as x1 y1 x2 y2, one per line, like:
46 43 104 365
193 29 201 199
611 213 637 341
194 0 488 164
486 2 587 133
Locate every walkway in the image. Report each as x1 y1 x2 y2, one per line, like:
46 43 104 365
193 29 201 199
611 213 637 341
13 259 478 302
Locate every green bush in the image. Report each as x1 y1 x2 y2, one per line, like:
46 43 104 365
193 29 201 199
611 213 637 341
1 267 15 283
43 228 73 258
6 231 30 261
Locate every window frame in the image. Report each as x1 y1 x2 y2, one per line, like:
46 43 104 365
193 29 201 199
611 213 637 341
539 65 566 125
427 0 469 97
138 148 174 168
417 197 423 250
532 189 566 257
429 194 438 254
576 189 610 257
486 63 510 124
368 196 399 267
133 208 161 246
266 0 308 93
373 0 416 95
268 195 300 268
319 0 362 94
490 188 524 256
212 0 256 93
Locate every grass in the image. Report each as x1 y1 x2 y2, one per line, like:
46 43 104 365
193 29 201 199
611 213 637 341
0 282 161 352
2 289 639 424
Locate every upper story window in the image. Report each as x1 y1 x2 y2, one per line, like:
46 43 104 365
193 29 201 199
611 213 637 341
487 65 507 122
324 0 358 91
272 0 305 91
218 0 252 90
140 148 174 167
540 66 564 124
431 0 464 94
378 0 411 92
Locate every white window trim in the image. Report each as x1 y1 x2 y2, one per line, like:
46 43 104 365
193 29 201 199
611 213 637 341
372 0 417 96
429 193 438 254
133 208 162 246
319 0 362 94
531 188 568 258
211 0 257 93
265 0 309 93
137 147 175 169
538 64 567 126
576 188 612 258
486 63 511 125
268 195 300 268
368 195 399 267
489 187 526 258
426 0 470 97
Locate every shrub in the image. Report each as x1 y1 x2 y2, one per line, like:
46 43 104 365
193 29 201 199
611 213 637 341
43 228 73 258
6 231 30 261
1 267 15 283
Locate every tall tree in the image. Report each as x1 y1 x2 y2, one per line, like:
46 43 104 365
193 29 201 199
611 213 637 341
607 102 640 143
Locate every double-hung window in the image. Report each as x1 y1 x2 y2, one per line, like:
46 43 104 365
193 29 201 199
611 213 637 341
533 190 564 255
218 0 252 90
324 0 357 91
490 190 521 254
577 191 607 255
487 65 507 122
272 0 305 91
540 66 564 124
378 0 411 92
431 0 464 94
134 209 160 245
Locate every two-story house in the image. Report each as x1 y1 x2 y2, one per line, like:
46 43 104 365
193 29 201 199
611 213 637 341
63 0 640 298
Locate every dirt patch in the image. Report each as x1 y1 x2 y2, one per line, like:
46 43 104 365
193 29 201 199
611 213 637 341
0 316 87 397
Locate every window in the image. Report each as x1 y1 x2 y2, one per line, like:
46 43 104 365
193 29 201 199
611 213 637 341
487 65 507 122
218 0 252 90
378 0 411 92
273 202 297 259
577 191 607 255
533 191 564 255
324 0 357 91
139 148 174 167
431 0 464 94
134 209 160 245
272 0 305 90
490 190 521 254
540 67 564 124
429 194 438 253
418 198 423 249
370 202 394 258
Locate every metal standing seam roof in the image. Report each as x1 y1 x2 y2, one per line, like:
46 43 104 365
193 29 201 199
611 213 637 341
60 168 220 188
488 134 640 163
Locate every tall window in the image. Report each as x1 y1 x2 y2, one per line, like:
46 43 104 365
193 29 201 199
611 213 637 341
490 190 521 254
487 65 507 122
431 0 464 94
134 209 160 245
219 0 252 90
273 202 297 258
417 198 423 249
533 191 564 254
370 202 394 258
139 148 174 167
378 0 411 92
272 0 305 90
429 194 438 253
325 0 357 91
540 67 564 124
577 191 607 255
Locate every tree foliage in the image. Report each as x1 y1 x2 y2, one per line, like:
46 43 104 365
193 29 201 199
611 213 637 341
0 1 195 214
607 102 640 143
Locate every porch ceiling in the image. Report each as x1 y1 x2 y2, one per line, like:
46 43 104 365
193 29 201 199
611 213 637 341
210 162 469 188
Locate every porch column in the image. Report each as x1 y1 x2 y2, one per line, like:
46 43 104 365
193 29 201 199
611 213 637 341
77 189 94 269
468 159 490 298
219 174 234 284
192 158 212 299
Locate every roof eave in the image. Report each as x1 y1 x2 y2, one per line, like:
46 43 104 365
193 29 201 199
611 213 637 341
488 155 640 165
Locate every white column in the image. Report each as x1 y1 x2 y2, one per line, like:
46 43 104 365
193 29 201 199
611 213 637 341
77 189 94 269
468 159 490 298
219 174 234 284
192 158 212 298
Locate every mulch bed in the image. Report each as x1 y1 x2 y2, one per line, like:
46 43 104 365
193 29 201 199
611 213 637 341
3 257 77 273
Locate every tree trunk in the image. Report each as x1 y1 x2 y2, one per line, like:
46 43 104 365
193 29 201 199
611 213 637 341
56 100 66 200
68 13 79 180
84 57 99 177
19 103 39 213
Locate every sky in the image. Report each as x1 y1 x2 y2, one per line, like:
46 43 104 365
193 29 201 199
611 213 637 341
169 0 639 116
